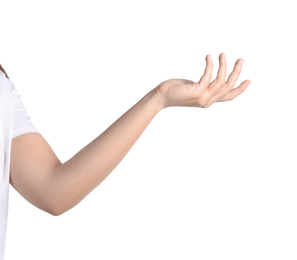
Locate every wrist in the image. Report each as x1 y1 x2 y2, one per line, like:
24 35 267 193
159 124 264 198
150 86 167 111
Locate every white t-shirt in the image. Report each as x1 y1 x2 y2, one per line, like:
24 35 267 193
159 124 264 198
0 70 39 260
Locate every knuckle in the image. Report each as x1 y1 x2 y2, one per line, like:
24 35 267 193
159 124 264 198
197 94 212 108
197 97 208 107
224 82 233 89
216 77 225 85
209 80 221 89
229 93 236 100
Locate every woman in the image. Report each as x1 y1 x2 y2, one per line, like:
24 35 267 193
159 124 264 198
0 53 251 259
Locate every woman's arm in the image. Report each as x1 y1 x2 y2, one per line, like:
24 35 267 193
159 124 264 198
10 90 162 216
10 53 252 216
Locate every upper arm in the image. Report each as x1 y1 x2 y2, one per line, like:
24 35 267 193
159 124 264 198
10 132 62 213
6 70 62 214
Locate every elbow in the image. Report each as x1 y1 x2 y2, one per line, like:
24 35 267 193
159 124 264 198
48 208 64 217
47 206 65 216
45 197 78 216
45 202 68 216
41 188 80 216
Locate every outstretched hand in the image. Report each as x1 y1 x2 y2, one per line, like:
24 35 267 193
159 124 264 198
9 52 252 217
155 53 252 108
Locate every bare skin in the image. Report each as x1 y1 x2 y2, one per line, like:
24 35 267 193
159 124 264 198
9 53 252 215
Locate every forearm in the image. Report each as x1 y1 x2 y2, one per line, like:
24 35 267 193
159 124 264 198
48 88 164 215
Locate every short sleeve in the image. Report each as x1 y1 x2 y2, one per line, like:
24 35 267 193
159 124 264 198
9 79 39 139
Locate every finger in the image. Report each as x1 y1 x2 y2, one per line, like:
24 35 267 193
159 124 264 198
198 54 213 87
216 53 227 82
217 80 252 101
226 58 244 88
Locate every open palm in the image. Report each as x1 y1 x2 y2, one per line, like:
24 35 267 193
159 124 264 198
156 53 252 108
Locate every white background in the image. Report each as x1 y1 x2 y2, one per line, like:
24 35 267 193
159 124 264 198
1 0 297 259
